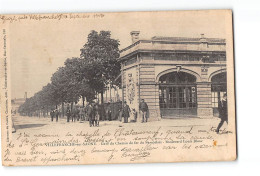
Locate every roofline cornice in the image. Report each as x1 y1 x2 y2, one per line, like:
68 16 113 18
119 49 226 61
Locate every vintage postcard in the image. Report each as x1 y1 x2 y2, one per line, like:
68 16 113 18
0 10 236 166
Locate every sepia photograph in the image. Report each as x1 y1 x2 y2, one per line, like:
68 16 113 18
0 10 236 166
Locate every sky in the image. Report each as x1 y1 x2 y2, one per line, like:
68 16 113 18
9 10 228 99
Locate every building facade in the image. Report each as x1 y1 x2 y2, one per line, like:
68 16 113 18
119 31 227 120
11 98 26 113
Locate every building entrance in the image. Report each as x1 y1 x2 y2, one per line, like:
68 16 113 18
159 72 197 118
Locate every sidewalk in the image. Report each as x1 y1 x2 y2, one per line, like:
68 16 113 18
12 114 221 131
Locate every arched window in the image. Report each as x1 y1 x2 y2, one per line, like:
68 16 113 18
159 72 196 84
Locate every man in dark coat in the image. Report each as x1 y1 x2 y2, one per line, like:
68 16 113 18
93 104 100 126
66 106 71 122
79 106 85 121
139 99 148 123
122 101 131 123
216 93 228 133
71 107 78 122
50 109 55 122
55 109 59 122
107 102 112 121
86 103 94 127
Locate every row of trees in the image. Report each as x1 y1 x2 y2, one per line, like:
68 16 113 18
19 30 121 116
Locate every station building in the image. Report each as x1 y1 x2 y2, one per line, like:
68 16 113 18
119 31 227 120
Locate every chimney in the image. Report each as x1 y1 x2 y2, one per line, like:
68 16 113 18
200 33 208 50
130 31 140 44
200 33 207 42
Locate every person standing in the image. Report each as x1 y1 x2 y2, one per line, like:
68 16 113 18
132 109 137 122
122 101 131 123
87 103 94 127
79 107 83 121
55 109 59 122
50 109 55 122
216 93 228 134
94 104 100 126
139 99 148 123
71 107 76 122
66 106 71 122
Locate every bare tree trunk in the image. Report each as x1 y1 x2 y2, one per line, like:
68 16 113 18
110 85 112 102
62 102 64 117
71 102 73 111
82 96 85 107
101 90 104 104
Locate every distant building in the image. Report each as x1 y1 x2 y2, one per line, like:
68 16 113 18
119 31 226 120
11 98 26 113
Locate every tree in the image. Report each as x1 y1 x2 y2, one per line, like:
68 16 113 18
19 30 120 116
80 30 121 103
63 58 95 105
51 67 70 108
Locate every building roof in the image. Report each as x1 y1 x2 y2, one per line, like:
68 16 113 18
119 35 226 60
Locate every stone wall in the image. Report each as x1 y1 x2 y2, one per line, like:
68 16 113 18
196 82 213 117
139 65 161 121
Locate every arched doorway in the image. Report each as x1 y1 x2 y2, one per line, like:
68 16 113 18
211 72 227 116
159 72 197 118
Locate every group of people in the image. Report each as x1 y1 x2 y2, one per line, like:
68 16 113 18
65 103 100 127
49 99 150 126
119 99 149 123
50 109 59 122
49 94 228 133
